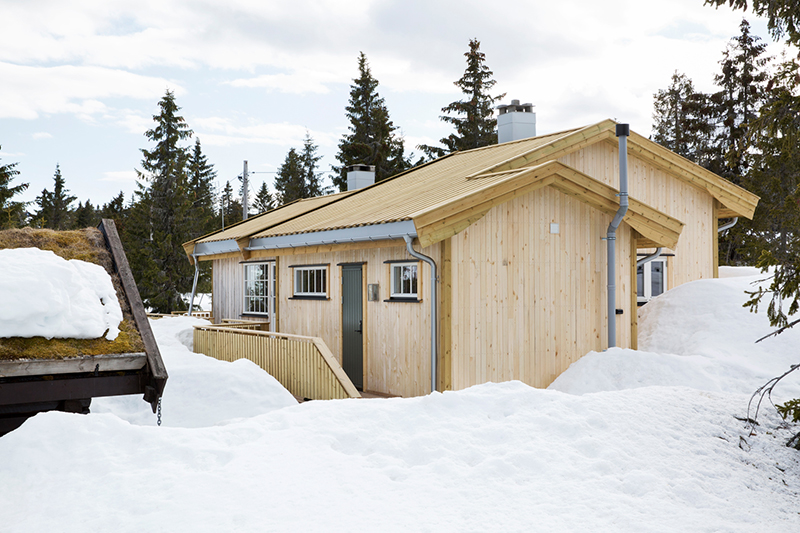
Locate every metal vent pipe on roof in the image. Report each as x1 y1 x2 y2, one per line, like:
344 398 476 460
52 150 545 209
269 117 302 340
607 123 629 349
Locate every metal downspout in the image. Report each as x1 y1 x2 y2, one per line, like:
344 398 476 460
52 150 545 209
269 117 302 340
188 253 200 316
718 217 738 233
403 235 438 394
637 248 663 268
607 124 630 348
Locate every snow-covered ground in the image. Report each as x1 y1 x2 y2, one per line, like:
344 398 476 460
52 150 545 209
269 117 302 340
1 270 799 532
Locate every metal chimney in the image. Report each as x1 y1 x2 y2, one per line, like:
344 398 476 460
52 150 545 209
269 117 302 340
497 99 537 143
346 164 376 191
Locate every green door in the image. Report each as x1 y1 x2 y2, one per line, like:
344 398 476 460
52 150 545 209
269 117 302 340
342 265 363 389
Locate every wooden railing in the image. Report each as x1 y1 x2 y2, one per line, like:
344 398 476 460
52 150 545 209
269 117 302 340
147 311 213 320
220 319 269 331
193 325 361 400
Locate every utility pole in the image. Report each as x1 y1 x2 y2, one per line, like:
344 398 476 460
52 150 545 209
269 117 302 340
242 160 249 220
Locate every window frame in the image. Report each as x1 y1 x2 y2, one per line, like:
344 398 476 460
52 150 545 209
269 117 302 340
390 261 419 300
242 261 276 318
636 258 668 305
291 264 329 299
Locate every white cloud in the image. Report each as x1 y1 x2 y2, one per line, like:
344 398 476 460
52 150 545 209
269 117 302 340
31 132 52 140
0 62 184 120
194 117 338 148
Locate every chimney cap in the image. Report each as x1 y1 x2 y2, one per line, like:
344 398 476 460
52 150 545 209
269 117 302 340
346 164 375 172
496 100 535 115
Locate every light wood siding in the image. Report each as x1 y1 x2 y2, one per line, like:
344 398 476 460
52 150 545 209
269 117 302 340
449 186 633 391
559 143 715 287
212 258 280 325
276 243 441 398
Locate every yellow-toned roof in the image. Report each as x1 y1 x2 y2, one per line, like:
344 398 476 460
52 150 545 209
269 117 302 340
191 190 354 245
250 127 580 239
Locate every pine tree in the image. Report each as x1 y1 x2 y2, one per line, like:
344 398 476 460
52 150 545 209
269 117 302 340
0 147 28 229
253 182 274 214
709 20 770 265
333 52 410 191
72 200 98 228
651 71 714 164
300 133 330 198
220 180 242 228
419 39 506 158
708 19 770 182
187 138 217 236
274 148 305 205
127 90 194 313
705 0 800 46
99 191 128 234
34 165 76 230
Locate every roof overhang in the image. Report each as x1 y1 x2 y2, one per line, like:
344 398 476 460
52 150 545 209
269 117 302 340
411 160 683 249
246 220 418 251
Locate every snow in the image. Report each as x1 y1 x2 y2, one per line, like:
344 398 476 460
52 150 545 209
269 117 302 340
1 268 799 532
0 247 122 340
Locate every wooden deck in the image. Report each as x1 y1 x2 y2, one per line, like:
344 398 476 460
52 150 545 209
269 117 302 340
193 325 360 400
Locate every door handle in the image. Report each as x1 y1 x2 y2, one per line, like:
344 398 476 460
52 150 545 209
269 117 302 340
355 319 362 334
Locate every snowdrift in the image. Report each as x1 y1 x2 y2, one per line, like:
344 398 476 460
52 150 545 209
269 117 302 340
1 270 798 532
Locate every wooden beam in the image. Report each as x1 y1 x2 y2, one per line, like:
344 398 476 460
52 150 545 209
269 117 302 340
465 120 617 178
439 237 453 391
98 219 168 411
618 133 759 219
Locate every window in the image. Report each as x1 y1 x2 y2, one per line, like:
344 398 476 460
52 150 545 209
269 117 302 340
391 262 418 299
293 265 327 297
243 262 276 317
637 258 667 305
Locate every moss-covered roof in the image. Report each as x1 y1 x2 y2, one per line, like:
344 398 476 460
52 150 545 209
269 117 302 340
0 227 146 360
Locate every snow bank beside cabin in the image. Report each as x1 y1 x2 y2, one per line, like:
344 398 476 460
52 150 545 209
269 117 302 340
550 270 800 402
92 317 297 427
0 247 122 340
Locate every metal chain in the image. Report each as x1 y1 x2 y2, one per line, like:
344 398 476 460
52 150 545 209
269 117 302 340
157 398 162 427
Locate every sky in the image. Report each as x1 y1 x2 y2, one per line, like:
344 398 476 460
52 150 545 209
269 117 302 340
0 0 792 212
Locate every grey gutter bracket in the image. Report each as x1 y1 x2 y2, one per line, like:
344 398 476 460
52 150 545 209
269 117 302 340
403 235 438 394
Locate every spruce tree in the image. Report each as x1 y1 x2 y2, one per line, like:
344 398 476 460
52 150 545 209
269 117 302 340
705 0 800 46
127 90 194 313
0 147 28 229
187 138 217 236
651 71 714 164
333 52 410 190
220 180 242 228
72 200 98 228
709 20 770 265
708 19 770 182
253 182 274 214
300 133 330 198
419 38 505 158
34 165 76 230
274 148 305 205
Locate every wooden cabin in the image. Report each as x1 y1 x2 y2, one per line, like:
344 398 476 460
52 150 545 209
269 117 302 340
184 120 758 398
0 220 167 435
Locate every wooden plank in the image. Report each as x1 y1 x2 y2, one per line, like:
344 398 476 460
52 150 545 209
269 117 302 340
0 353 146 378
98 218 167 410
713 200 719 278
